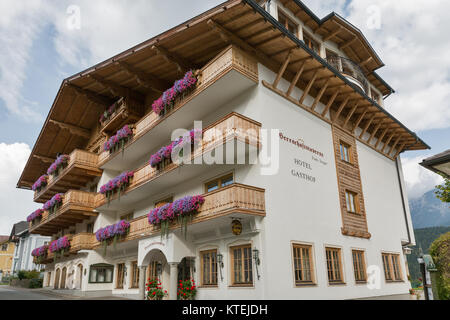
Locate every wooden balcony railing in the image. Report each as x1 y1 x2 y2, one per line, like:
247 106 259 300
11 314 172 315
100 97 144 136
94 112 261 208
34 149 102 203
29 190 98 236
98 45 258 167
92 183 265 247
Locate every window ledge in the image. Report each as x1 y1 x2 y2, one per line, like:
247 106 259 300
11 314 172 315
328 282 346 286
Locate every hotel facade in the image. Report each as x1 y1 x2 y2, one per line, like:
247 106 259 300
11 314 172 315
18 0 429 300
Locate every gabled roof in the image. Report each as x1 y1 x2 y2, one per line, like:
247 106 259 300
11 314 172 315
0 236 10 244
9 221 28 241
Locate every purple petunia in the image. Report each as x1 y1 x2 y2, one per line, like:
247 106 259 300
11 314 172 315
95 220 130 242
99 101 119 123
32 245 48 257
47 155 70 176
32 175 48 192
103 125 133 152
147 195 205 225
27 209 44 223
43 193 64 211
49 236 70 253
152 70 197 115
99 171 134 195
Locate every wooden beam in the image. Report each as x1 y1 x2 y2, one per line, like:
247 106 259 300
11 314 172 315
286 60 307 97
254 34 283 47
360 56 373 67
115 61 169 93
299 70 319 104
323 27 343 42
394 143 407 158
368 120 384 143
343 102 360 128
49 120 91 139
245 26 274 41
332 96 350 123
388 136 402 156
321 90 340 117
311 78 331 111
382 133 396 153
152 44 192 73
340 37 357 50
33 155 55 164
351 110 368 133
88 74 143 101
67 84 111 106
359 113 377 139
374 127 389 149
273 50 295 88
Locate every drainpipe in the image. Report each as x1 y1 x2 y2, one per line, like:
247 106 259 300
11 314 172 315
395 155 411 246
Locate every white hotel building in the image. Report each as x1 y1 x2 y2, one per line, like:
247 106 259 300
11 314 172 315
18 0 428 300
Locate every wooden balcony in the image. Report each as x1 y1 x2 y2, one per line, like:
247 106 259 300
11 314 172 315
30 191 98 236
98 45 259 171
100 97 144 136
94 112 261 210
92 183 265 247
34 149 102 203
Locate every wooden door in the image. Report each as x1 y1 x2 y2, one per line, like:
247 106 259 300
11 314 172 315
60 267 67 289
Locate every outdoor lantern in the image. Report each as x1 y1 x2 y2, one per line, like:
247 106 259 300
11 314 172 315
156 262 163 276
253 249 261 280
217 253 224 281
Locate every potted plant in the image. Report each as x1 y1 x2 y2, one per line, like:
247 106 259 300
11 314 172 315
146 278 167 300
95 220 131 256
47 155 70 177
103 125 133 154
43 194 64 215
99 171 134 205
177 279 197 300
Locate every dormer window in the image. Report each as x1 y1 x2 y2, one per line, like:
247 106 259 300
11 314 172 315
278 10 298 36
303 32 320 54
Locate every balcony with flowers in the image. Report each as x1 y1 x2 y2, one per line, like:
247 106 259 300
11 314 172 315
98 45 259 173
94 112 261 211
90 183 265 248
29 190 98 236
99 97 144 136
33 149 103 204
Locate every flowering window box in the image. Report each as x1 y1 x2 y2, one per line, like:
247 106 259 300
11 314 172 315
32 175 48 193
32 245 49 264
99 98 122 124
49 236 71 261
95 220 130 255
47 155 70 177
99 171 134 204
103 125 133 154
27 209 44 225
148 195 205 238
151 70 198 116
44 193 64 215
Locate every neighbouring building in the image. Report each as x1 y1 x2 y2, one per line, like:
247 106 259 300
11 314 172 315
0 236 15 279
9 221 51 274
420 150 450 178
18 0 429 299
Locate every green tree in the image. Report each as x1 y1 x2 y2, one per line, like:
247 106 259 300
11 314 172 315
435 176 450 204
429 232 450 300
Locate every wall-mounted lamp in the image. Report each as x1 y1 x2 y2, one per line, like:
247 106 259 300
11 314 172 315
253 249 261 280
217 253 224 281
156 262 163 276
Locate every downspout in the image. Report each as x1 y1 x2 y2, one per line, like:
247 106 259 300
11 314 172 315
395 155 411 246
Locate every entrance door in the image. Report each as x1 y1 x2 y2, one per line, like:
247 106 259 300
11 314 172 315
60 267 67 289
116 263 125 289
76 264 83 290
177 258 194 282
54 269 60 289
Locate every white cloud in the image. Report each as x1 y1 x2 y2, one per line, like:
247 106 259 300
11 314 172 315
0 143 39 235
401 155 444 199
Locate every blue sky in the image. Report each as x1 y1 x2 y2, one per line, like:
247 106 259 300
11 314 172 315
0 0 448 234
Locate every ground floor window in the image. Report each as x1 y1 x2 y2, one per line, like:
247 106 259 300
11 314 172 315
147 261 159 280
325 247 344 284
200 250 218 287
230 244 253 286
382 253 403 282
292 244 315 285
116 263 125 289
352 250 367 283
89 264 113 283
131 261 139 289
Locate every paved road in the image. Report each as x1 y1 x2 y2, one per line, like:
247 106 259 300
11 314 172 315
0 286 57 300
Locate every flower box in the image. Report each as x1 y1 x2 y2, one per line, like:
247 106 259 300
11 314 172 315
146 278 167 300
32 245 49 264
27 209 44 223
32 175 48 193
43 193 64 215
99 98 123 124
148 195 205 238
95 220 130 255
47 155 70 177
99 171 134 204
151 70 198 116
49 236 71 261
103 125 133 154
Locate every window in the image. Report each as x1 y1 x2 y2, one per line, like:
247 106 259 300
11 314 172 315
86 223 94 234
292 244 315 285
325 247 344 284
230 244 253 286
155 197 173 208
382 253 403 282
352 250 367 283
89 264 114 283
339 141 352 163
131 261 140 289
1 244 8 251
278 10 298 36
120 213 133 221
147 261 159 280
116 263 125 289
303 32 320 54
205 173 234 193
345 190 360 214
200 250 218 287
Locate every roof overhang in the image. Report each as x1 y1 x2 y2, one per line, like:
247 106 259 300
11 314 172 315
420 150 450 178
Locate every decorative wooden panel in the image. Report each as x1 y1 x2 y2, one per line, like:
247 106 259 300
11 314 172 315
331 125 371 239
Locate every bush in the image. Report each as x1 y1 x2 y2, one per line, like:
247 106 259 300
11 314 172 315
17 271 26 280
29 278 43 289
430 232 450 300
17 270 40 281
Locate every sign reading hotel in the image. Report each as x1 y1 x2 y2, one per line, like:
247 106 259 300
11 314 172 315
279 132 328 184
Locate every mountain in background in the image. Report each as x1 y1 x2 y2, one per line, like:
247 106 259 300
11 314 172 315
409 189 450 229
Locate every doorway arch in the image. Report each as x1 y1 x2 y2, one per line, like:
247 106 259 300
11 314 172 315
54 269 60 289
76 264 83 290
60 267 67 289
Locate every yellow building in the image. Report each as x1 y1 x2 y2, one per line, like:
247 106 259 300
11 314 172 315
0 236 15 276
